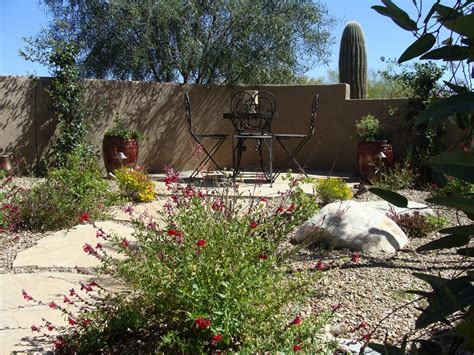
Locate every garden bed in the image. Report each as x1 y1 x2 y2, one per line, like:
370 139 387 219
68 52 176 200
0 178 470 349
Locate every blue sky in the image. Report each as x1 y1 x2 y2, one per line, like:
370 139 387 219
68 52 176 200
0 0 429 79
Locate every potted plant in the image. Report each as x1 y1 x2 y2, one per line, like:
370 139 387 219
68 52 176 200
354 114 393 182
102 114 143 174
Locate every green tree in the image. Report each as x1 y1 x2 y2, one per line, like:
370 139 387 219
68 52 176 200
25 0 335 85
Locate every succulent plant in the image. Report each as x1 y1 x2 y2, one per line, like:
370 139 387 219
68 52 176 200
339 21 368 99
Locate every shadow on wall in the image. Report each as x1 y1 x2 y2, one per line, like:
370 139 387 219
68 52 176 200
0 76 56 173
84 80 235 172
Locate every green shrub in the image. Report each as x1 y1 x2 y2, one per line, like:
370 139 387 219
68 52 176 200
372 161 417 190
429 177 474 198
425 214 449 232
55 176 334 353
314 177 352 205
19 151 117 231
354 114 386 142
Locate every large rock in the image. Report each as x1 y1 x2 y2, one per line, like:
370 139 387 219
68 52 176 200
294 200 408 253
361 200 434 217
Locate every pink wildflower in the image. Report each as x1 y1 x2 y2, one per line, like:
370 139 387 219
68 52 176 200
195 317 211 329
211 333 223 346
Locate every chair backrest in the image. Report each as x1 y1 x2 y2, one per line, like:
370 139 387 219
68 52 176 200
184 92 195 136
308 94 320 136
230 90 276 133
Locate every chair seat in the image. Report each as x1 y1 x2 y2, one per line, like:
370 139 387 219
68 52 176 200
195 133 228 138
235 133 272 139
274 133 308 139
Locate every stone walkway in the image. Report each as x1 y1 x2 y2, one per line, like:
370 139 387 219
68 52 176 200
0 172 356 354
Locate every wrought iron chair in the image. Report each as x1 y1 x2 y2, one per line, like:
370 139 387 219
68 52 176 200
184 92 228 179
274 94 319 176
230 90 276 184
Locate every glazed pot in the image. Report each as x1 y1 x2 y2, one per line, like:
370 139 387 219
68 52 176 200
357 140 394 182
102 136 139 173
0 154 13 174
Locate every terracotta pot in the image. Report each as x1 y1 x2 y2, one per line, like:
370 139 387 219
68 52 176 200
357 140 394 182
0 154 13 174
102 136 139 173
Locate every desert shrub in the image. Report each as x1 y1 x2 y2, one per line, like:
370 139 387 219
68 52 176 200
19 151 116 231
387 210 431 238
314 177 352 205
114 167 155 202
54 175 334 353
429 177 474 198
372 161 417 190
425 214 449 232
0 177 24 234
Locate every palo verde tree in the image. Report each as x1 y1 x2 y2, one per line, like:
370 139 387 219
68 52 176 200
368 1 474 354
24 0 335 85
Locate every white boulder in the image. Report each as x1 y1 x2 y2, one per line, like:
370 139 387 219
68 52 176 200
294 200 408 253
361 200 434 217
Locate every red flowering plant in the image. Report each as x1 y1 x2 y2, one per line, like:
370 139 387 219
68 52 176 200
0 175 25 234
52 172 337 353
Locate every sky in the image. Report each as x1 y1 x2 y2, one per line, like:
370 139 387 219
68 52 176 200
0 0 433 79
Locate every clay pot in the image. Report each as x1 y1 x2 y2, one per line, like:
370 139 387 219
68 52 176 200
102 136 139 173
357 141 394 182
0 154 13 174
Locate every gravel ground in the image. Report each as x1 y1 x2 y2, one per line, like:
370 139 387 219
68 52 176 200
1 179 471 349
300 188 472 347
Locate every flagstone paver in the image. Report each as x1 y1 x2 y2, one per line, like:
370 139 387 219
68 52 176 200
0 272 95 354
13 221 135 269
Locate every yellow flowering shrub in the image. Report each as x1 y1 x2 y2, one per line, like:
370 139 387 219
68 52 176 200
314 177 352 205
114 167 155 202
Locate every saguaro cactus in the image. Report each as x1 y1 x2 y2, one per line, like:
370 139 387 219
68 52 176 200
339 22 368 99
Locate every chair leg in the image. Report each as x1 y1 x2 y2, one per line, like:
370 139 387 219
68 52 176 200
190 137 226 179
232 137 245 179
275 136 310 177
258 138 273 186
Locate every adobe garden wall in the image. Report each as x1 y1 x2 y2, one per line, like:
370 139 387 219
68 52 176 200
0 75 460 174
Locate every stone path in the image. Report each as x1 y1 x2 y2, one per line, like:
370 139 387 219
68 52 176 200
1 173 357 354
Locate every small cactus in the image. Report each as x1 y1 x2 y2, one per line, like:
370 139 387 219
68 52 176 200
339 21 368 99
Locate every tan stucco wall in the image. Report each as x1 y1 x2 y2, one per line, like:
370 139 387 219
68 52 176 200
0 76 461 174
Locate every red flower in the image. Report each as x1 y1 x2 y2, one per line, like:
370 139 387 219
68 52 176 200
287 203 296 213
53 338 67 350
167 228 183 243
80 283 93 292
358 321 369 330
196 239 206 247
293 344 302 352
351 252 361 263
95 243 103 250
83 243 95 255
96 230 104 238
259 197 268 203
211 333 223 346
63 296 73 304
276 206 284 213
22 289 33 301
315 260 325 270
258 253 268 260
79 212 90 222
68 318 77 326
82 319 91 327
332 303 341 312
249 221 258 229
31 325 39 332
123 205 134 214
47 324 55 331
362 334 371 342
291 316 302 326
121 238 130 248
48 301 58 309
195 317 211 329
69 288 76 297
